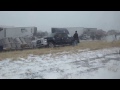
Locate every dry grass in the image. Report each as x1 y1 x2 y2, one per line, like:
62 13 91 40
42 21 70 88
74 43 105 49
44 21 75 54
78 40 120 50
0 40 120 61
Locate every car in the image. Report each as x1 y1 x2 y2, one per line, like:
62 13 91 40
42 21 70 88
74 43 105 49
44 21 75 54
44 32 74 48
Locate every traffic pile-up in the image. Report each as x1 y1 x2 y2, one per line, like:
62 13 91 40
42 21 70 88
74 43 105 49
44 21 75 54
0 37 47 52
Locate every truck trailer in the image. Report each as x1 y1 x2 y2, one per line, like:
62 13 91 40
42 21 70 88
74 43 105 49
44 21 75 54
0 27 37 39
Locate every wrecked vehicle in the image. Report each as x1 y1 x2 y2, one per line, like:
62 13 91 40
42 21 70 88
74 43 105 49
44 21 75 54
31 38 47 48
44 32 74 48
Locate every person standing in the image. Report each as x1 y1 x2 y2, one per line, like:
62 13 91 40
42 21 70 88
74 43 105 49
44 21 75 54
73 31 79 46
115 34 117 40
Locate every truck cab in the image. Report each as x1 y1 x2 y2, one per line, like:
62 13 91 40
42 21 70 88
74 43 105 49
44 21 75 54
44 32 74 48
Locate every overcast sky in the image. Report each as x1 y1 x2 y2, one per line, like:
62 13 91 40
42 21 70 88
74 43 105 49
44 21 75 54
0 11 120 32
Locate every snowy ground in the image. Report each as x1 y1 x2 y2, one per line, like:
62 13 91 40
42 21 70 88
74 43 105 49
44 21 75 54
0 47 120 79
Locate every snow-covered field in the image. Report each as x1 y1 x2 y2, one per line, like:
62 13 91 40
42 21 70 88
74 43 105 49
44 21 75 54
0 47 120 79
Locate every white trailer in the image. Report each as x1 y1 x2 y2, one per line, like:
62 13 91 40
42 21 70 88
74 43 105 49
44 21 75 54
0 27 37 39
0 28 5 39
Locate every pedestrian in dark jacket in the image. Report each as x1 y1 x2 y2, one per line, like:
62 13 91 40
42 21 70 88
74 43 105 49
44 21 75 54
73 31 79 46
0 45 3 52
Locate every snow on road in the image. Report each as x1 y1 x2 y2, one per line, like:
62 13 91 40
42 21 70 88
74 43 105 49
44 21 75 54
0 47 120 79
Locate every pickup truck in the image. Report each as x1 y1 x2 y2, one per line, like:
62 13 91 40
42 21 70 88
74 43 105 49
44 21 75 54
44 32 74 48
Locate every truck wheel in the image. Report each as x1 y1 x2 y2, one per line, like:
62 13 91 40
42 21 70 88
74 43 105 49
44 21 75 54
48 42 54 48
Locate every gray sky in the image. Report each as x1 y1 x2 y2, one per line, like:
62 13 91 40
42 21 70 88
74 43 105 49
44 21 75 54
0 11 120 32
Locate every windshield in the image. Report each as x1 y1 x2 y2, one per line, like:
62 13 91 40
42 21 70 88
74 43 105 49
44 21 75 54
48 33 55 37
68 34 72 37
